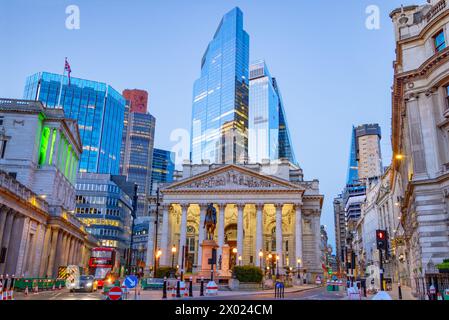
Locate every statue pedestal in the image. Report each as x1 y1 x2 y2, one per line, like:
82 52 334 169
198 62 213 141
219 244 231 278
198 239 219 279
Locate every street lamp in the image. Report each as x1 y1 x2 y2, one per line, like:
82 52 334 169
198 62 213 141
232 248 238 268
258 250 263 269
297 258 301 279
238 255 242 266
155 248 162 276
268 253 273 276
171 245 177 269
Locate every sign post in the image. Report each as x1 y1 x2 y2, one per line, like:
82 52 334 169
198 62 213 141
124 275 138 300
108 286 122 301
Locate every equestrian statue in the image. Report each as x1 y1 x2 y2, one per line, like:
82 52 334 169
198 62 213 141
203 203 217 241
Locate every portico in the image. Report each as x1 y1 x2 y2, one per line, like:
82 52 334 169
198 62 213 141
146 163 323 279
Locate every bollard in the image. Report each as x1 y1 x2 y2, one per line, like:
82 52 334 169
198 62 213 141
189 277 193 297
176 278 181 298
200 277 204 296
162 277 167 299
398 282 403 300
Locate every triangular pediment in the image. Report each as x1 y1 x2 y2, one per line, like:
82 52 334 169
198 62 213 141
163 165 303 192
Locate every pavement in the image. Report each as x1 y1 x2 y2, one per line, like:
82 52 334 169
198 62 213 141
343 283 417 300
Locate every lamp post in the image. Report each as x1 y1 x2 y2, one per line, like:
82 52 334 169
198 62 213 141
155 249 162 277
268 254 273 277
297 258 301 279
238 255 242 266
153 187 161 278
259 250 263 270
171 245 177 269
232 248 238 269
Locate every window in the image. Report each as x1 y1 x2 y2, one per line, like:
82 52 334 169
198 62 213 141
434 30 446 52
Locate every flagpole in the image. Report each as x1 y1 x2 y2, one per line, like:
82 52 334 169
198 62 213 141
57 57 66 109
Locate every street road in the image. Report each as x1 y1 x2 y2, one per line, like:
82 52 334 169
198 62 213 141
14 286 346 300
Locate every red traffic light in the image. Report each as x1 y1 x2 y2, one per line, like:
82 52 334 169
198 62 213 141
376 230 386 240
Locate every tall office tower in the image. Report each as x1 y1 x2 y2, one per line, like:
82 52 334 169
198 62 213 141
120 90 156 217
150 148 175 194
333 195 346 271
122 89 148 114
190 7 250 164
354 124 382 180
248 60 297 165
23 72 126 174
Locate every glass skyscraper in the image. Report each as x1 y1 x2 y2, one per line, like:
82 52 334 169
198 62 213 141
190 7 250 164
23 72 125 174
249 60 297 165
120 109 156 217
150 148 175 194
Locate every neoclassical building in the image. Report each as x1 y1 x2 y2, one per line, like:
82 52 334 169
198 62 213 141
146 159 323 280
390 0 449 295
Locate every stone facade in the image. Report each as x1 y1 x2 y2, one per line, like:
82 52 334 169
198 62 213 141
390 0 449 294
0 99 98 277
145 160 323 280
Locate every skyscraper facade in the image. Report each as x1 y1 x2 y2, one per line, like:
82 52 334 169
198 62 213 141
23 72 126 174
122 89 148 114
354 124 382 180
150 148 175 194
120 90 156 217
190 7 250 165
248 60 297 165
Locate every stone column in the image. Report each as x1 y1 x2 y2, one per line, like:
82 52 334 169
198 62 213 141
255 203 264 267
217 203 226 267
0 211 14 274
54 230 64 276
275 203 284 272
295 203 303 268
196 204 207 270
145 211 156 270
159 204 170 266
39 226 52 277
47 228 59 277
0 207 9 248
178 203 188 270
237 203 244 263
5 215 25 275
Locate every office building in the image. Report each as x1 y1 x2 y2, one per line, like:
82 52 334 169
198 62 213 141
190 7 250 165
23 72 126 174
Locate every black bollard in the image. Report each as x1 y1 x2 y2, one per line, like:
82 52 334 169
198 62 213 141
200 277 204 296
398 283 403 300
176 277 181 298
189 277 193 297
162 277 167 299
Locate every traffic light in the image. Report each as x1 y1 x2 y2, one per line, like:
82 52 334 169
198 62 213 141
376 230 387 250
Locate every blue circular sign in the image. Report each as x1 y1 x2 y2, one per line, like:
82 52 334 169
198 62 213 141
124 275 138 289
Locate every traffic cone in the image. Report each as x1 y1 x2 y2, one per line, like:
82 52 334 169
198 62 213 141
24 285 28 296
59 283 62 290
437 293 443 301
52 283 55 291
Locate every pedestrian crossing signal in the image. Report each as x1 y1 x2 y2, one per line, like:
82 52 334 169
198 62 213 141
376 230 387 250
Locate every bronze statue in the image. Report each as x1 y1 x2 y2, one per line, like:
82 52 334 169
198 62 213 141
203 203 217 240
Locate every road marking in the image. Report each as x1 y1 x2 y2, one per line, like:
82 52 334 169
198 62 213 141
50 292 63 300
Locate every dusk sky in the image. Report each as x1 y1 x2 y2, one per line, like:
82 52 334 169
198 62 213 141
0 0 416 250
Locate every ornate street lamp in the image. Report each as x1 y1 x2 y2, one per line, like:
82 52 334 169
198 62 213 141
232 247 238 268
258 250 263 269
155 248 162 277
268 253 274 276
297 258 301 279
238 255 242 266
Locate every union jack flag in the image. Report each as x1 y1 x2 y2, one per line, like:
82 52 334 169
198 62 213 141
64 57 72 85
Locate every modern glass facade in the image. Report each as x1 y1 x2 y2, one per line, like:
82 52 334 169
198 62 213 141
75 173 134 264
150 148 175 194
190 7 250 164
120 111 156 217
346 126 359 186
24 72 125 174
248 60 297 165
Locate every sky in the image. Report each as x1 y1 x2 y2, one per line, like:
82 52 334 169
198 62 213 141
0 0 418 250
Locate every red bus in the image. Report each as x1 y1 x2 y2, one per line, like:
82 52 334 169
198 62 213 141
88 247 119 289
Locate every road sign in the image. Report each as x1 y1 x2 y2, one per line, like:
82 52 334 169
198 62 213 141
124 275 138 289
108 286 122 300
